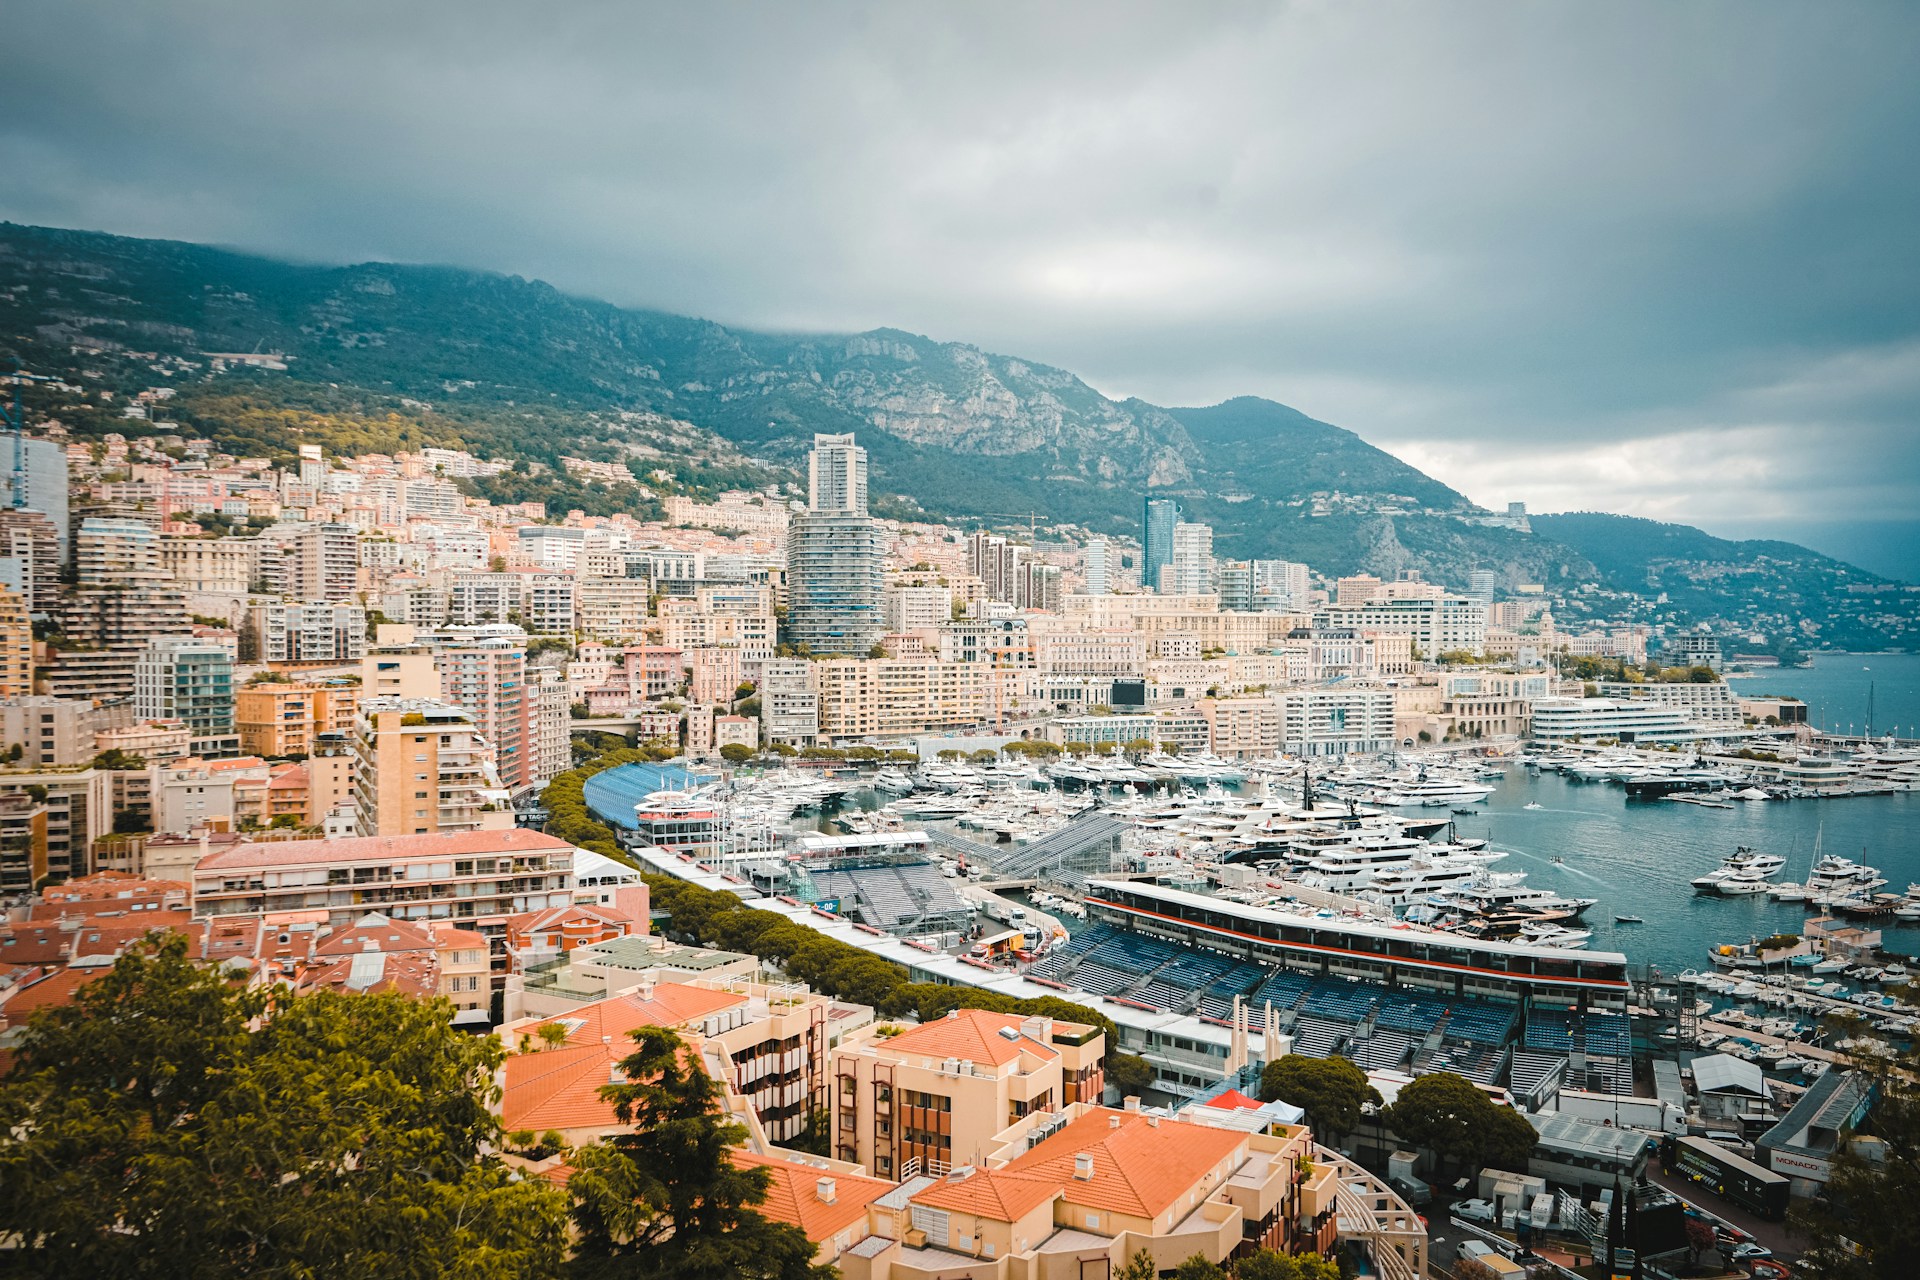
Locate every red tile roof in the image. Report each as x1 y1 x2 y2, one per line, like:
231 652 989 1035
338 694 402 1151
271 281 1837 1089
734 1151 893 1243
501 1034 717 1136
2 967 106 1023
910 1167 1060 1222
312 914 439 957
520 982 745 1049
195 827 573 870
998 1107 1247 1219
881 1008 1058 1068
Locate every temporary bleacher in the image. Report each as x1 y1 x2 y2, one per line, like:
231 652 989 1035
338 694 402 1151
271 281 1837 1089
1300 979 1379 1025
1374 994 1454 1037
1428 1041 1504 1086
1509 1050 1570 1100
1523 1008 1583 1055
1442 1000 1519 1047
1019 921 1558 1092
806 861 970 933
990 812 1131 884
1576 1057 1635 1096
1194 964 1268 1023
1347 1030 1415 1071
1583 1011 1632 1059
1291 1017 1351 1059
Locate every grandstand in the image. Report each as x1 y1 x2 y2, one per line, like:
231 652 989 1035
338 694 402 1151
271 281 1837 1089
986 812 1130 884
1019 919 1623 1100
794 858 972 935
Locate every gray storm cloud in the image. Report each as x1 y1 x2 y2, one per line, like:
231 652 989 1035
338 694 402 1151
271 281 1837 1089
4 1 1918 569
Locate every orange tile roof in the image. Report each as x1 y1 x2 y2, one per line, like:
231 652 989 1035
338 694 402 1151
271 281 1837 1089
312 914 439 957
501 1043 624 1132
2 967 105 1022
298 952 437 998
0 927 73 964
195 827 573 871
998 1107 1247 1220
910 1167 1060 1222
525 982 745 1049
734 1151 893 1242
68 920 191 958
882 1008 1058 1068
429 924 489 948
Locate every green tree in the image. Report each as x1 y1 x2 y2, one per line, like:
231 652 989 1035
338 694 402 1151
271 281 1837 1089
719 743 754 764
1258 1054 1380 1145
1106 1051 1155 1100
1117 1249 1159 1280
1381 1070 1537 1181
567 1025 830 1280
1234 1250 1341 1280
1792 1031 1920 1280
1174 1255 1230 1280
0 935 568 1279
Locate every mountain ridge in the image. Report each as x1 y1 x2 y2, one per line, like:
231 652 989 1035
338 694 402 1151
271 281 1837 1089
2 221 1913 650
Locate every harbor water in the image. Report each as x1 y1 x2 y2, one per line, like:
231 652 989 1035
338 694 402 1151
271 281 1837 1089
1467 652 1920 973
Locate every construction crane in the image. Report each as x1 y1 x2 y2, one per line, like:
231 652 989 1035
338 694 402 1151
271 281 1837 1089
981 510 1049 540
1 366 59 510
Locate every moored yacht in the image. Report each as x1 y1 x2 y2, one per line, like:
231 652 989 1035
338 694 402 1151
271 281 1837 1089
1691 847 1787 892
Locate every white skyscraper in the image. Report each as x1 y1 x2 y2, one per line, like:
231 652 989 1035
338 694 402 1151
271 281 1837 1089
1083 538 1112 595
1170 522 1214 595
786 433 884 654
807 433 868 515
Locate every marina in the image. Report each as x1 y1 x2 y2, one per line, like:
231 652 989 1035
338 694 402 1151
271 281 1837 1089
600 654 1920 1114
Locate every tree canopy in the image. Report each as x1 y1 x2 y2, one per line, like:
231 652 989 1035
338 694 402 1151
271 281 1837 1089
1257 1053 1380 1144
1792 1030 1920 1280
567 1025 829 1280
1380 1071 1538 1179
0 935 569 1279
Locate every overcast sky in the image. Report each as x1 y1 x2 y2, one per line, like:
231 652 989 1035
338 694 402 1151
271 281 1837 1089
6 3 1919 575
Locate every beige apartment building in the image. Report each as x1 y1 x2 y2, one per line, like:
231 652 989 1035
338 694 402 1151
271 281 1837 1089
352 698 505 837
1032 628 1149 679
577 578 653 641
189 828 577 968
830 1009 1106 1180
0 589 30 699
813 658 991 742
1199 697 1281 758
817 1097 1429 1280
0 765 109 884
0 697 104 767
158 533 256 595
502 975 837 1146
236 680 360 758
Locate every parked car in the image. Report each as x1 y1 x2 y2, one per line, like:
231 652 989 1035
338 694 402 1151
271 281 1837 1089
1728 1243 1774 1262
1453 1199 1496 1223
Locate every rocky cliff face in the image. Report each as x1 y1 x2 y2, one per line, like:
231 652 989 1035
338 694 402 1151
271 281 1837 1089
692 328 1199 484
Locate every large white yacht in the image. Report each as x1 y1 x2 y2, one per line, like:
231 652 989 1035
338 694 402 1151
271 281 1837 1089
1691 848 1788 892
1436 880 1598 918
1806 854 1885 894
1366 777 1496 807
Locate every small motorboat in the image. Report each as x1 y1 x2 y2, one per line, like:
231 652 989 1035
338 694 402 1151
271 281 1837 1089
1551 856 1566 865
1615 914 1645 923
1450 807 1477 816
1523 801 1544 811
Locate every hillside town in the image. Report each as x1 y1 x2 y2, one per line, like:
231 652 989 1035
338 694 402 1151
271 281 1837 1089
4 407 1906 1280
